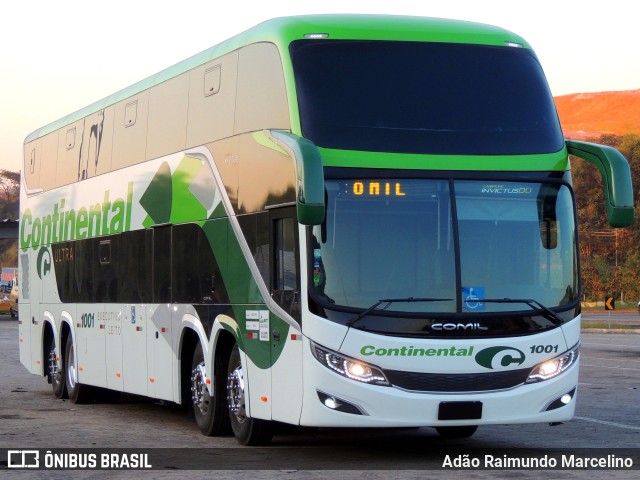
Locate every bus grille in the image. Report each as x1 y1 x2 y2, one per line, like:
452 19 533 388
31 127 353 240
385 368 531 393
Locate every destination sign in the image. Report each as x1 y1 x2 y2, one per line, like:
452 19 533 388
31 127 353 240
351 181 406 197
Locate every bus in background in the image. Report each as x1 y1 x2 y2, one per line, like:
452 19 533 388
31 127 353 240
18 15 634 445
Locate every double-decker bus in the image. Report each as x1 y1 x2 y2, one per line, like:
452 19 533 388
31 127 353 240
18 15 634 445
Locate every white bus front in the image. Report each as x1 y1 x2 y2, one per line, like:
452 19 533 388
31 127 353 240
299 176 580 435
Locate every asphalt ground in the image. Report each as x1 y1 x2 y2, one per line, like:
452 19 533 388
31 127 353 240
0 313 638 479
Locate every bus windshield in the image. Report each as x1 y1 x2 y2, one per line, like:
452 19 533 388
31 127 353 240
290 40 564 155
310 178 578 314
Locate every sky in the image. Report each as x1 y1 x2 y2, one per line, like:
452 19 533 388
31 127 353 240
1 0 638 173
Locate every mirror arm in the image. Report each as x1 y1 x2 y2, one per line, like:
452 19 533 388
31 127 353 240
566 139 634 227
268 130 325 225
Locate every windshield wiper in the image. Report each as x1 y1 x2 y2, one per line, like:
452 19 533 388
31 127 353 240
346 297 453 327
480 298 563 326
345 297 563 328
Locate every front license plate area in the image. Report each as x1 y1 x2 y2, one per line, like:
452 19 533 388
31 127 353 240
438 401 483 420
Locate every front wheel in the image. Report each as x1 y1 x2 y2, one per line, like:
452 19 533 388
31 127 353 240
227 344 273 446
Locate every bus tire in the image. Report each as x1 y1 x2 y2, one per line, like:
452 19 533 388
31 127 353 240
65 335 93 404
191 342 231 436
227 343 273 446
49 335 67 399
435 425 478 438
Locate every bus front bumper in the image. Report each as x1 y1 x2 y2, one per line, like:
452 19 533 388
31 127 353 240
300 339 579 428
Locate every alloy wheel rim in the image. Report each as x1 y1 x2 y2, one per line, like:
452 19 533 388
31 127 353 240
227 363 246 423
191 361 210 415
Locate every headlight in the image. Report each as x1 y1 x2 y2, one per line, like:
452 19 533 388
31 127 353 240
311 342 390 386
525 343 579 384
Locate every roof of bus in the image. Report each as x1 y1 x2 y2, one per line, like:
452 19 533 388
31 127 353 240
25 15 529 144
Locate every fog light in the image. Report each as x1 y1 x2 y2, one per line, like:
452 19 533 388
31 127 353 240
317 391 366 415
324 396 339 409
545 388 576 411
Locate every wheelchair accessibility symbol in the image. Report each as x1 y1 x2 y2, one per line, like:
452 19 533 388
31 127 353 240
463 286 485 311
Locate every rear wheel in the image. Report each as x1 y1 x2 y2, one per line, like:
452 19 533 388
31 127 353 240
191 342 231 436
49 335 67 399
435 425 478 439
227 344 273 446
65 335 93 404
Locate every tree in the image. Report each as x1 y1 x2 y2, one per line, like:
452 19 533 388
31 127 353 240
0 170 19 268
0 170 20 220
572 134 640 302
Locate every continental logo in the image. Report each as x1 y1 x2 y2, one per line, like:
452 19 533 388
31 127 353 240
359 344 527 370
36 247 52 279
475 346 526 369
19 154 220 252
360 345 474 357
20 183 133 251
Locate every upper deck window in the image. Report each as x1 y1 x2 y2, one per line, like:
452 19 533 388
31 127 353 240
290 40 564 155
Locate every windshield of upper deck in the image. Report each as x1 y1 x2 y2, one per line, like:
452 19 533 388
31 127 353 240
290 40 564 155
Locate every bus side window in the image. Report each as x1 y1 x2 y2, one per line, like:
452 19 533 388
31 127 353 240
271 210 300 321
98 239 118 302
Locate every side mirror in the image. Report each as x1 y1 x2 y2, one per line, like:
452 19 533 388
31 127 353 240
566 140 634 228
268 131 325 225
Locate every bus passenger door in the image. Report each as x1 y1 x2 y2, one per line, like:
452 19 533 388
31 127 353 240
122 304 147 396
269 207 304 424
